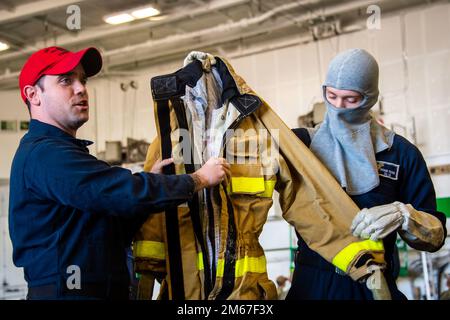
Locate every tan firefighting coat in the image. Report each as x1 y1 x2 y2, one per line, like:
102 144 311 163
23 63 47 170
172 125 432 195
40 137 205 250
133 57 386 300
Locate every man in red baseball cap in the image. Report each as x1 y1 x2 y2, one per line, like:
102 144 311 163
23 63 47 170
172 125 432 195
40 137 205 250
9 46 229 300
19 46 102 136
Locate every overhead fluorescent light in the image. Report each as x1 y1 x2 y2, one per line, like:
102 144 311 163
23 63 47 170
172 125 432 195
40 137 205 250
148 15 167 21
0 41 9 52
131 7 160 19
104 13 135 25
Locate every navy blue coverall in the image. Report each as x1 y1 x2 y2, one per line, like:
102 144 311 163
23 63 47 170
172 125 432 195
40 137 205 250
9 119 195 299
287 128 447 300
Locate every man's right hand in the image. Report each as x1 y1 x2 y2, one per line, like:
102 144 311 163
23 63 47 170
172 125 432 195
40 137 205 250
191 157 230 192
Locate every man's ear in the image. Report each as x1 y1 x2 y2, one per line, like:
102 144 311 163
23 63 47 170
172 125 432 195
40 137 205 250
23 85 41 106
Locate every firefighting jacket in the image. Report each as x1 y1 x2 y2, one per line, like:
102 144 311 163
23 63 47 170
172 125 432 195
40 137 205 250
133 57 388 300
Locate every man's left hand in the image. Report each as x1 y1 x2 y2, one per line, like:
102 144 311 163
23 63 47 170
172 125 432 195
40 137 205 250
150 158 174 174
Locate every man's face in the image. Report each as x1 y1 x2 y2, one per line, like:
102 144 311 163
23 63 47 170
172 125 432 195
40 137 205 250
325 87 363 109
38 63 89 131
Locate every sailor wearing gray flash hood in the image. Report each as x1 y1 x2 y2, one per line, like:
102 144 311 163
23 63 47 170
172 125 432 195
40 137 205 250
311 48 394 196
289 48 446 300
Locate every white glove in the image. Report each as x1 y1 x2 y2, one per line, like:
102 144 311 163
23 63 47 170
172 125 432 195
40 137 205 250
351 202 445 251
351 202 405 241
183 51 216 71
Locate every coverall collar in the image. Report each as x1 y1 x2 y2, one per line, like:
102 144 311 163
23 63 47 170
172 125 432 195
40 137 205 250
28 119 93 148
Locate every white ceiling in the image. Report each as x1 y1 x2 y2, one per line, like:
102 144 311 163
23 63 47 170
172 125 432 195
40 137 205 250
0 0 444 89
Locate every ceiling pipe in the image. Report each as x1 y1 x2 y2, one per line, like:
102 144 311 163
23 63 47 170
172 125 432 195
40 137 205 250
0 0 384 85
102 0 322 58
0 0 252 63
0 0 87 24
102 0 382 63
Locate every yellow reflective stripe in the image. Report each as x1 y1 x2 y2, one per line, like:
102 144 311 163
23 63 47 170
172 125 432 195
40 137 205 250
229 177 275 197
216 255 267 278
217 259 225 277
231 177 265 194
332 240 384 272
235 255 267 277
133 241 165 260
197 252 204 271
258 180 276 198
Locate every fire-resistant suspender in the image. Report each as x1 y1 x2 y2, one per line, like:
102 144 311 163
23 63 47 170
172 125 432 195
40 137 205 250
150 60 204 299
171 98 213 298
155 98 185 300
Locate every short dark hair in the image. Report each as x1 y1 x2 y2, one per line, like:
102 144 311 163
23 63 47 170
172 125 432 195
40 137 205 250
25 76 45 116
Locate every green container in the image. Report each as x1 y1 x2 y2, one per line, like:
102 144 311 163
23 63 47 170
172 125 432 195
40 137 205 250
437 197 450 218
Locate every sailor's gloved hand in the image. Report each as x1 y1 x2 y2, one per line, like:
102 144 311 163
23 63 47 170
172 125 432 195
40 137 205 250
351 201 445 248
183 51 216 71
351 202 407 240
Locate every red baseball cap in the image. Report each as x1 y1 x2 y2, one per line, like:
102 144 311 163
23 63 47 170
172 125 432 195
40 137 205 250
19 46 102 103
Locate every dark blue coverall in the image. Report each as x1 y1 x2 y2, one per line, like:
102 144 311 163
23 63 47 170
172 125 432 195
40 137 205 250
287 128 447 300
9 119 195 299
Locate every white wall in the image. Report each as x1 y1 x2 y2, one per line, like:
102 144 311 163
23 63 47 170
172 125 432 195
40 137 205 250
0 182 27 299
0 91 29 179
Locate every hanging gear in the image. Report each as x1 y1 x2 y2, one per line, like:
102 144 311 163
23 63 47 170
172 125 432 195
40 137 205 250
133 55 391 300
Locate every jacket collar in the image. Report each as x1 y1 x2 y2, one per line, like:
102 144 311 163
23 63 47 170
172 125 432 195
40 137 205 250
151 57 262 117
